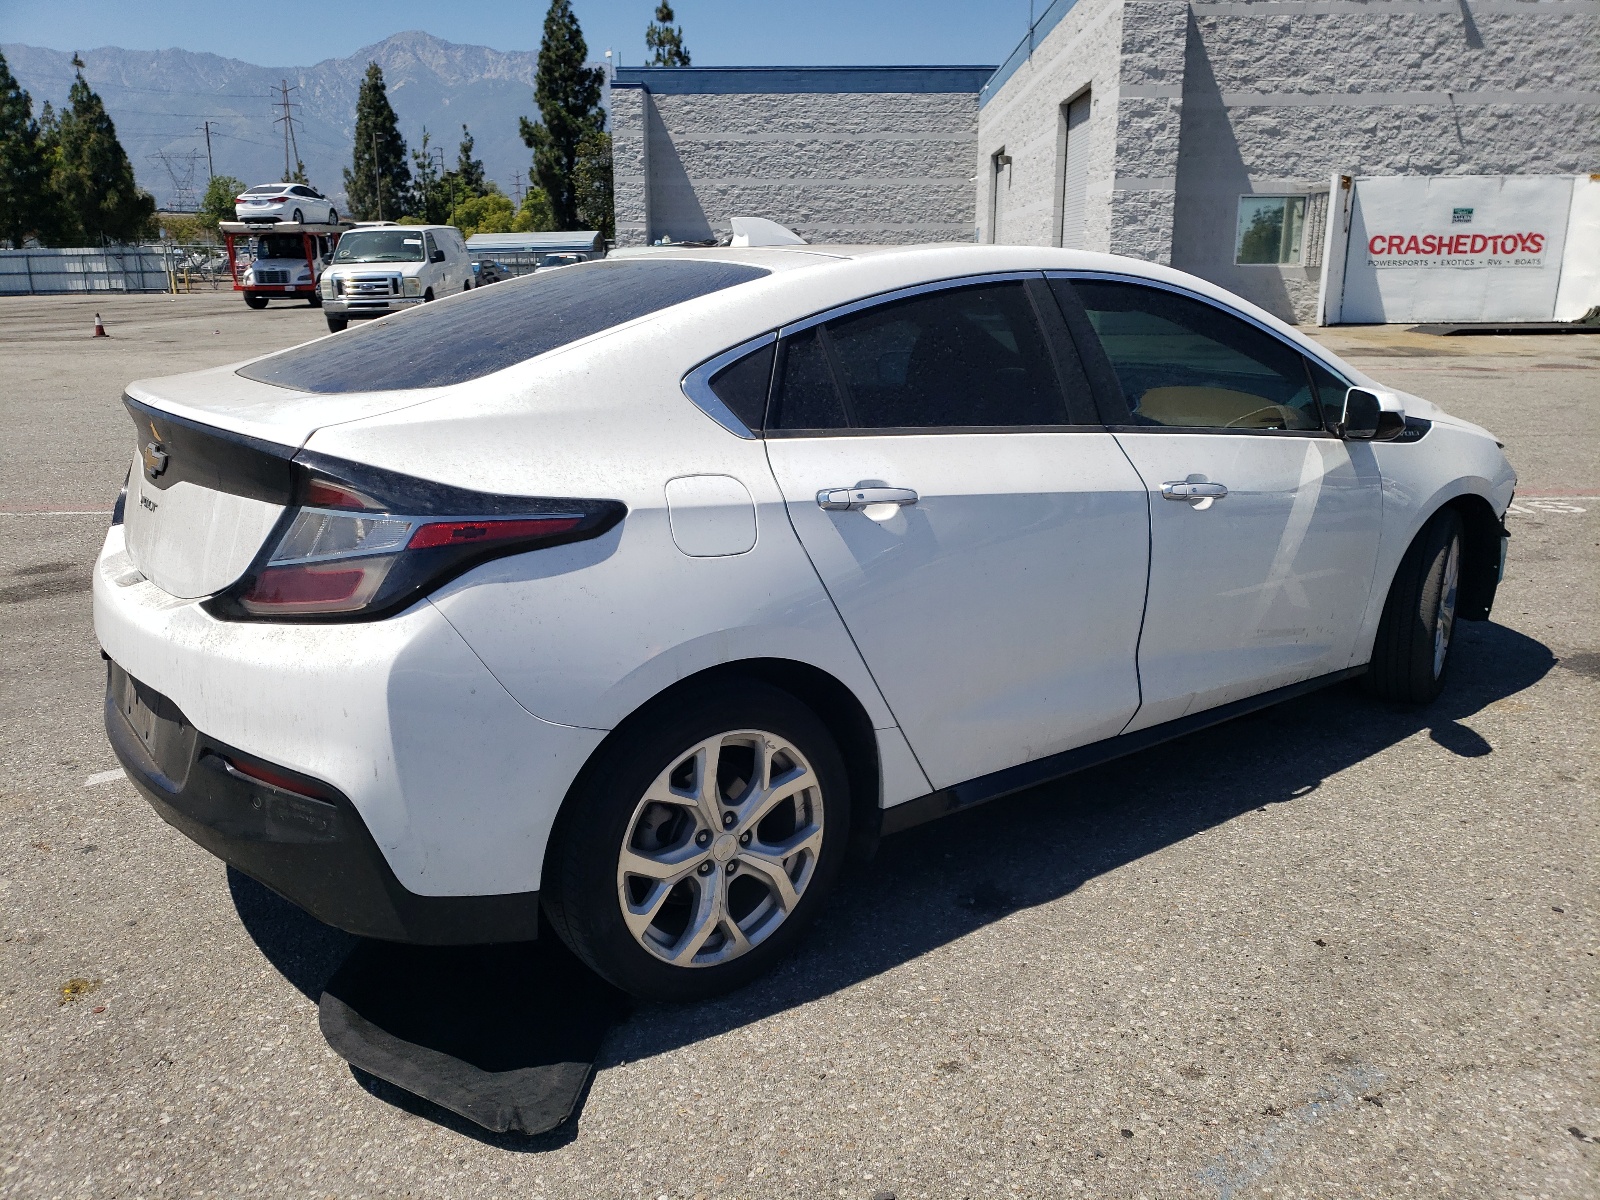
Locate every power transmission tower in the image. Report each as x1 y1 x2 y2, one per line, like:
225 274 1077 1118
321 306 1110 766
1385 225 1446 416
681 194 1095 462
271 79 303 181
148 149 204 211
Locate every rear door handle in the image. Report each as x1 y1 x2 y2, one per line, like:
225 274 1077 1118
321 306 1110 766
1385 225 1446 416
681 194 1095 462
1161 480 1229 503
817 485 919 511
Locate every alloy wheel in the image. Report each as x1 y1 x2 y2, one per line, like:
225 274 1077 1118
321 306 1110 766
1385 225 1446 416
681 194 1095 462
616 729 825 968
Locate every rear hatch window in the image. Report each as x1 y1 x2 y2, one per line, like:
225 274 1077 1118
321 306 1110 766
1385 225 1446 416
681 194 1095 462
238 258 771 394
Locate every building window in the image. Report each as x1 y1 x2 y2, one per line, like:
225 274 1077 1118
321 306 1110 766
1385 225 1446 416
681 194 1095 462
1235 196 1308 265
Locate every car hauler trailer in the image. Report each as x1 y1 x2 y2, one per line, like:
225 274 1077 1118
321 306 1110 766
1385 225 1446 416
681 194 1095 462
219 220 345 309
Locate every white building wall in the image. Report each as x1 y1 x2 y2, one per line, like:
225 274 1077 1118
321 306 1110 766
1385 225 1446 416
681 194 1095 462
979 0 1600 323
1172 0 1600 322
610 70 990 248
975 0 1128 250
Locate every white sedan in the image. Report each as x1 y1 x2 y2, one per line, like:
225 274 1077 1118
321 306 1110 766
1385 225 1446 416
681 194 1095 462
234 182 338 225
94 246 1514 1000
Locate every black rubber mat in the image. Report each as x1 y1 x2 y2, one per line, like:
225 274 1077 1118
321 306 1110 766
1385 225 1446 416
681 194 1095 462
319 938 629 1135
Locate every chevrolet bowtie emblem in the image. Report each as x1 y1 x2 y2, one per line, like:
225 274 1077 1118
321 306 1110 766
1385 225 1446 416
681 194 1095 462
142 441 169 479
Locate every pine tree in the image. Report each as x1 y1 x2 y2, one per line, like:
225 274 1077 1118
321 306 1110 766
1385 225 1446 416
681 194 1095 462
519 0 606 230
0 50 50 247
574 130 614 240
47 54 155 244
343 63 410 221
453 124 486 197
645 3 692 67
408 127 450 223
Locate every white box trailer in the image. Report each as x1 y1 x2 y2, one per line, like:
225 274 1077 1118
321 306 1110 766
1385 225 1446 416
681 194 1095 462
1317 174 1600 325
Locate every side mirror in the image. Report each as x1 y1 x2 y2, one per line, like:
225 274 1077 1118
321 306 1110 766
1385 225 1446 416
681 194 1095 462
430 249 446 263
1339 387 1405 441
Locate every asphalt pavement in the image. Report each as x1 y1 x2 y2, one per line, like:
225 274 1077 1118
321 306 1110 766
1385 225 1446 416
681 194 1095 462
0 292 1594 1198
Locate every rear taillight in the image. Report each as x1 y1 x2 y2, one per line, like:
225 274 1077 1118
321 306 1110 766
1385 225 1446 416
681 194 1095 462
206 458 625 622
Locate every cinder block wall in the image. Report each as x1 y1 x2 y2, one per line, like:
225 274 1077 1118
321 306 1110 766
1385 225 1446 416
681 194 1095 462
1173 0 1600 322
979 0 1600 323
974 0 1127 250
610 68 993 247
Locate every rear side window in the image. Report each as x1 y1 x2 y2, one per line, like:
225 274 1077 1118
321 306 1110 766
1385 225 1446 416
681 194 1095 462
238 259 771 393
768 282 1069 432
707 341 776 431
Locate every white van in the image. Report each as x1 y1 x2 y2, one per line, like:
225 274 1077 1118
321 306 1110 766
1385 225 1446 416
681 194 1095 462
319 224 473 332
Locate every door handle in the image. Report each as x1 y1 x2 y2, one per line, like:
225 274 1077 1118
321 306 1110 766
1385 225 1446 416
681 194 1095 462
816 485 919 511
1161 480 1229 504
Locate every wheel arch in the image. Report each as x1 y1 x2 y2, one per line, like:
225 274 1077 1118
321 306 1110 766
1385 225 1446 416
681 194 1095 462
1441 491 1504 621
544 658 885 885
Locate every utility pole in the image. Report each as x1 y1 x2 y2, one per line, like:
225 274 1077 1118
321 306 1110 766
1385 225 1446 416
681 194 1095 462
271 79 302 180
199 120 215 178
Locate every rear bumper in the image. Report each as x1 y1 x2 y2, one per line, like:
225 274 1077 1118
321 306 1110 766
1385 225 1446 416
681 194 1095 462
106 660 542 944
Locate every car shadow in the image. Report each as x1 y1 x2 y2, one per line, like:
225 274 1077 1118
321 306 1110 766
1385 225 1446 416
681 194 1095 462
229 618 1553 1141
602 618 1553 1060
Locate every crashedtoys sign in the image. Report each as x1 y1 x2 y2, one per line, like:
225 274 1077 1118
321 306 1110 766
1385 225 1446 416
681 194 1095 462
1364 229 1548 268
1320 175 1598 323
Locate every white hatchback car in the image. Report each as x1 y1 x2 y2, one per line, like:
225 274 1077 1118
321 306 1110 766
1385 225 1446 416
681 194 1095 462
235 182 338 226
95 246 1514 1000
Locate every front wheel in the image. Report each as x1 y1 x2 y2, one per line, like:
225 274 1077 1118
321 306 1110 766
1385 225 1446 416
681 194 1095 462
291 208 303 224
422 288 434 302
325 314 348 332
543 681 851 1001
243 292 267 310
1364 508 1464 704
307 290 322 308
327 208 338 225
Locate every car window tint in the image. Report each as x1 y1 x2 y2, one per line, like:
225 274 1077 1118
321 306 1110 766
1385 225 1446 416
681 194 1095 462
708 341 776 432
1305 357 1353 428
824 283 1067 428
237 259 771 393
1069 280 1319 431
770 328 849 431
423 232 438 259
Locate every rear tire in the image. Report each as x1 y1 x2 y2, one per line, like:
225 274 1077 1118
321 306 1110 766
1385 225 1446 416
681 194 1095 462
243 292 267 309
543 681 851 1002
325 314 348 333
423 288 434 302
1364 509 1464 704
291 208 303 224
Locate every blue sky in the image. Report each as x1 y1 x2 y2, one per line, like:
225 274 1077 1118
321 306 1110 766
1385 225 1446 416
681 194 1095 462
0 1 1033 67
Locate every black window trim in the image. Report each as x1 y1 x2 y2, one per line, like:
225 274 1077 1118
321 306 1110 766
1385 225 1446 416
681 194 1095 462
772 270 1104 437
1046 270 1355 439
680 331 777 439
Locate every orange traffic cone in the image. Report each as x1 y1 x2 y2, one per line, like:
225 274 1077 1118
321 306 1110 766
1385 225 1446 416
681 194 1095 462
93 313 107 337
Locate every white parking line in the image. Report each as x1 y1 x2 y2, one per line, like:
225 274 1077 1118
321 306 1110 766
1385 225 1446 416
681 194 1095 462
83 769 126 787
1507 499 1589 514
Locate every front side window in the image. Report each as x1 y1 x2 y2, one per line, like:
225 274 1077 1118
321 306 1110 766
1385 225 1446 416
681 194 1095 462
1067 280 1320 431
1305 356 1354 427
769 282 1068 432
332 230 426 264
1236 196 1308 265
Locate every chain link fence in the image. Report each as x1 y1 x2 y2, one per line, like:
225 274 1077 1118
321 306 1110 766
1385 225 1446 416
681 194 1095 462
0 244 233 295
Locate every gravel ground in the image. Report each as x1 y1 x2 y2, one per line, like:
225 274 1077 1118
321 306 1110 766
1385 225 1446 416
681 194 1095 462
0 293 1594 1199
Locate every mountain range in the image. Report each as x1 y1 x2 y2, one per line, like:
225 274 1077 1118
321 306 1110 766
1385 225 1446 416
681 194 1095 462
0 32 594 211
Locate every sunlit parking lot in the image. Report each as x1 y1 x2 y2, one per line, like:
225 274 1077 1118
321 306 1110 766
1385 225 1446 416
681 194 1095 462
1 292 1595 1198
